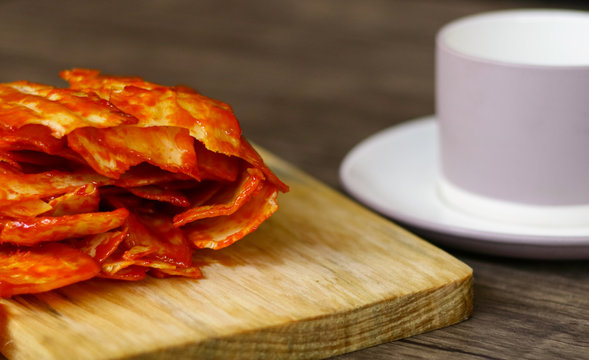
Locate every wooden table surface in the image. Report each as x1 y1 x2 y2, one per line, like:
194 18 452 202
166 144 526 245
1 1 588 359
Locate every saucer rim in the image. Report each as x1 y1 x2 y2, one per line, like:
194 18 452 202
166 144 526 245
339 115 589 258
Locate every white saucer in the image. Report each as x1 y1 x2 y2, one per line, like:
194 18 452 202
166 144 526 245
339 116 589 259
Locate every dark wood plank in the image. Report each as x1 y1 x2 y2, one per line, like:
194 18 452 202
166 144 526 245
0 1 588 359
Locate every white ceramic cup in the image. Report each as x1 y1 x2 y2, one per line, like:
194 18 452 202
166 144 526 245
435 9 589 226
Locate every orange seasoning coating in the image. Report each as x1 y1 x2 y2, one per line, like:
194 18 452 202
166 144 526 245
0 69 288 297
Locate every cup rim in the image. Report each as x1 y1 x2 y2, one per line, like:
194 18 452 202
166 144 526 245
437 8 589 69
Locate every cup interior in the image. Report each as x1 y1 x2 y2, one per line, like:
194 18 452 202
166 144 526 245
439 9 589 66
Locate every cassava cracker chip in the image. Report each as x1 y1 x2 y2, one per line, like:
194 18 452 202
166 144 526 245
0 69 287 297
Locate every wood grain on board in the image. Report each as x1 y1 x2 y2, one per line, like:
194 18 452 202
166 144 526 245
0 150 472 359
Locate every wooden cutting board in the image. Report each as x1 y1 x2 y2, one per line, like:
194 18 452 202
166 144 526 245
0 150 473 360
